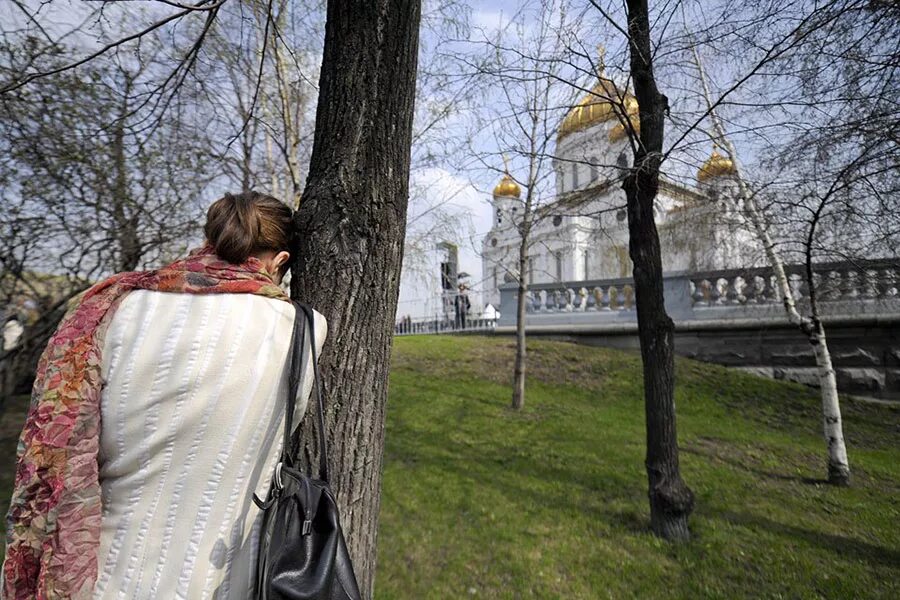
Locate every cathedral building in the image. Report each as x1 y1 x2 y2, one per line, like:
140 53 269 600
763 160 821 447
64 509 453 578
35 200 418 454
481 58 755 309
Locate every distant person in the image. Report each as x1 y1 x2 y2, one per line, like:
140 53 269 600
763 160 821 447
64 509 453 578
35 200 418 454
455 283 471 329
2 191 327 599
2 314 23 351
1 313 23 398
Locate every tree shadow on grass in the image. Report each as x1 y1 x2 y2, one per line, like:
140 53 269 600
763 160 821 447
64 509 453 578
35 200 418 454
681 444 829 486
386 427 652 533
602 508 653 535
711 509 900 569
385 420 900 579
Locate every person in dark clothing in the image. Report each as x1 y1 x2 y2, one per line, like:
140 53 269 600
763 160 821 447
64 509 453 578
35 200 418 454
454 283 471 329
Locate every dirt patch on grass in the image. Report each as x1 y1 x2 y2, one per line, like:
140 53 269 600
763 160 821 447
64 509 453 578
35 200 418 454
684 436 826 483
392 336 639 394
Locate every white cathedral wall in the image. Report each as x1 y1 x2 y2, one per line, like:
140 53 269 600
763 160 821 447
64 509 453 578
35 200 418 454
481 217 755 308
481 117 759 309
554 121 630 197
483 200 747 306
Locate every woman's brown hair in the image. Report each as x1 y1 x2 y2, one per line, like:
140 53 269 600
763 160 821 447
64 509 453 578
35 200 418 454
204 191 294 272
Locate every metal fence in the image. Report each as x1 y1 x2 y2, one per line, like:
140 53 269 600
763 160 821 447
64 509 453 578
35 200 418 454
394 315 499 336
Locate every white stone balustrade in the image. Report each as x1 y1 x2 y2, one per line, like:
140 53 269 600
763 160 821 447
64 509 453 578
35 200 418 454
496 259 900 329
687 262 900 308
522 282 637 313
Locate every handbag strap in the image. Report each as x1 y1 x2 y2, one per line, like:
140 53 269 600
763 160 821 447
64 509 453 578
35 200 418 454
280 301 305 470
281 300 329 483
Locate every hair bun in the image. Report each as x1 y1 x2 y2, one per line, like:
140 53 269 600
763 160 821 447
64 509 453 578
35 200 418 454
204 193 260 263
203 191 293 266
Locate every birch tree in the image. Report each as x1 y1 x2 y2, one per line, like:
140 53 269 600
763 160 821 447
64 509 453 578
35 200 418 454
681 0 900 485
692 46 851 484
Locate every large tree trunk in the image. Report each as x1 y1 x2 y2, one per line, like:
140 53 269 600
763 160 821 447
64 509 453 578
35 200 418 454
289 1 421 597
624 0 695 542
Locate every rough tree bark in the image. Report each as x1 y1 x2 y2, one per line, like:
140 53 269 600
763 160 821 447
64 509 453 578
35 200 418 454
623 0 695 541
289 1 422 597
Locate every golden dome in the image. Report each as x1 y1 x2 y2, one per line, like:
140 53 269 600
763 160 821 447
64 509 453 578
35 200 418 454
558 45 637 142
558 78 637 141
697 148 737 182
608 115 640 142
493 172 521 198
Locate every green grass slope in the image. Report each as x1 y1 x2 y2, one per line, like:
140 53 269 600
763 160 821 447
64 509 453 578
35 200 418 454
375 335 899 599
0 336 896 598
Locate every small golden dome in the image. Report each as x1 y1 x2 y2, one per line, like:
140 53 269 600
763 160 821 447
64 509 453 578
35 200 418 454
697 148 736 182
493 172 521 198
608 115 640 142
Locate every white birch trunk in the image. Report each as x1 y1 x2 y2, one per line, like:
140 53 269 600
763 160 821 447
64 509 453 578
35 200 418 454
691 43 850 484
810 320 851 482
271 38 303 207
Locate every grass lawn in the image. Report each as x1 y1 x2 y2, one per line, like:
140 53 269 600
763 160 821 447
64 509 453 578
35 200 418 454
1 335 897 598
374 335 899 599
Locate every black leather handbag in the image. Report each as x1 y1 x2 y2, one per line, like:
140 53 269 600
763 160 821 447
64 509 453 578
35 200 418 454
252 301 362 600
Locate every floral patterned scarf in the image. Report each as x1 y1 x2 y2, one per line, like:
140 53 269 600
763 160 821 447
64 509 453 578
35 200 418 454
2 245 291 599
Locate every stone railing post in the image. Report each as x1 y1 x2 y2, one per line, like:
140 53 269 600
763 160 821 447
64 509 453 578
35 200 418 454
663 274 694 320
